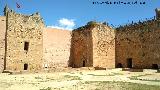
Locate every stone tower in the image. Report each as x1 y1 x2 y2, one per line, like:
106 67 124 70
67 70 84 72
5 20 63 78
4 6 45 72
70 21 115 68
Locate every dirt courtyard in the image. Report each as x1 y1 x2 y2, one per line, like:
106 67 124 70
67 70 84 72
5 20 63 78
0 68 160 90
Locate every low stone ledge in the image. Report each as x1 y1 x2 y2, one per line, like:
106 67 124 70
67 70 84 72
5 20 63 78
94 67 106 70
143 69 158 73
129 69 143 72
108 68 123 71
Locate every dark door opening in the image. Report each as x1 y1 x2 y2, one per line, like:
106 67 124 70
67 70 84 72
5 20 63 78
152 64 158 69
24 63 28 70
116 63 123 68
83 61 85 67
127 58 132 68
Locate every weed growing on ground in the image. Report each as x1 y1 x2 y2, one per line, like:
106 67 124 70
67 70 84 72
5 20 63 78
40 87 51 90
64 75 82 80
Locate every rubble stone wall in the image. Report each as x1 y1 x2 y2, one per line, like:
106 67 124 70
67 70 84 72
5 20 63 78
5 9 44 71
116 19 160 69
70 25 93 68
70 23 115 68
0 16 6 72
1 6 160 71
92 24 115 68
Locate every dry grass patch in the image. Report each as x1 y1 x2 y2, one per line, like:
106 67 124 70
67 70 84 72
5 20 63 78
63 75 82 80
84 81 160 90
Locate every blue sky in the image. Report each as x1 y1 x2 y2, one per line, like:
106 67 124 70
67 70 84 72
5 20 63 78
0 0 160 30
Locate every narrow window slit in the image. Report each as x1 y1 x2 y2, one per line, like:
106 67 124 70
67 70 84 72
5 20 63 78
24 42 29 51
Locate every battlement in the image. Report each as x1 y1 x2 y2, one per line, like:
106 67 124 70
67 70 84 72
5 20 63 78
4 5 44 25
74 21 112 31
116 18 157 32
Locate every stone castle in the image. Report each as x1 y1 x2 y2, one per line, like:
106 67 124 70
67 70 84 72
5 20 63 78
0 6 160 72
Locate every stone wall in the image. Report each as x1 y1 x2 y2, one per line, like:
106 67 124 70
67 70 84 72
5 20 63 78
116 19 160 69
70 24 94 68
0 16 6 72
1 6 159 71
43 28 71 68
92 24 115 68
70 22 115 68
5 8 44 71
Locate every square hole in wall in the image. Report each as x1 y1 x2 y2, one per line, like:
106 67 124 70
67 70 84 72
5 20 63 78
24 42 29 51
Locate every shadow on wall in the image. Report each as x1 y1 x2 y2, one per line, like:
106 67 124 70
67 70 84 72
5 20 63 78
68 31 74 67
4 17 7 70
68 24 94 68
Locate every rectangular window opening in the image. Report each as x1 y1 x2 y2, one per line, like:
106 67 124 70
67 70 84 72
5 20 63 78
24 42 29 51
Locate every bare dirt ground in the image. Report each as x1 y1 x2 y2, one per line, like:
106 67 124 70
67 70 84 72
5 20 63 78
0 68 160 90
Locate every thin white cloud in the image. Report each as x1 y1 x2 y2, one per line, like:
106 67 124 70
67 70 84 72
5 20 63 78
47 26 66 30
47 18 75 30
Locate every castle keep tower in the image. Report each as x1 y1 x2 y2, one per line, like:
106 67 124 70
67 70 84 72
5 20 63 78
70 22 115 68
4 6 44 71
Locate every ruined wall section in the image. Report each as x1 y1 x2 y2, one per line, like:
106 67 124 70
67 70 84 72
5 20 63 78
116 19 160 68
0 16 6 72
70 25 93 68
92 24 115 68
5 10 44 71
